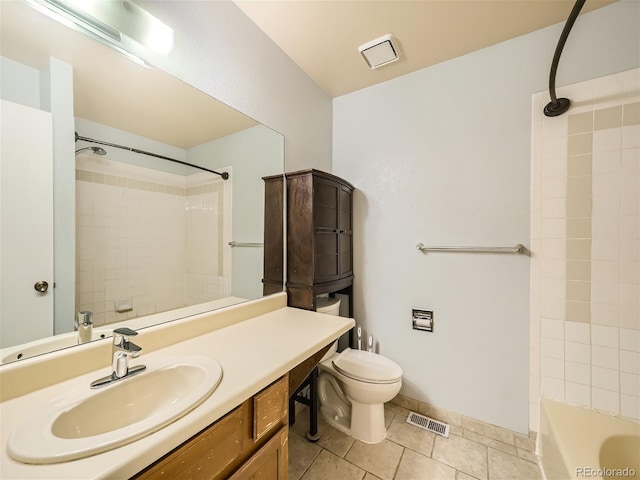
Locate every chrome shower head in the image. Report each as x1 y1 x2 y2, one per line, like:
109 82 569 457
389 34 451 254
75 146 107 156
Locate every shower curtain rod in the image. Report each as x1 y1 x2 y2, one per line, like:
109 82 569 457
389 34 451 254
74 132 230 180
543 0 586 117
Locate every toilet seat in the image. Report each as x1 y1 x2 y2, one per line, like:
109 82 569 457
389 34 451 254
331 348 402 384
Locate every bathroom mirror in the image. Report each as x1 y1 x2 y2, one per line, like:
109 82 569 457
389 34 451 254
0 1 284 363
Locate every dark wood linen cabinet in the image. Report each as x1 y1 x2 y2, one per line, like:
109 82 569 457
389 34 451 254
263 169 354 313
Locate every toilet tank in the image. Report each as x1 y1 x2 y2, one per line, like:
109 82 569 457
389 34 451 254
316 296 341 316
316 296 341 359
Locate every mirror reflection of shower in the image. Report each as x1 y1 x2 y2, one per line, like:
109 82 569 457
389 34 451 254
75 146 107 156
74 133 232 329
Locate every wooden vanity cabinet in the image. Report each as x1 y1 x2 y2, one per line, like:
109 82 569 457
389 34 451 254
133 375 288 480
263 169 354 312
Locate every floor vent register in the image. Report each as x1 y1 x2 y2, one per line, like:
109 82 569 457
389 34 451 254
406 412 450 438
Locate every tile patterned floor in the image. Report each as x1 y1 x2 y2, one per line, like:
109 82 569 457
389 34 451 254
288 403 542 480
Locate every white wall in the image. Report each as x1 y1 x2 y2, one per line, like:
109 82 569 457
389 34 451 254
333 0 640 433
0 56 40 108
138 1 332 173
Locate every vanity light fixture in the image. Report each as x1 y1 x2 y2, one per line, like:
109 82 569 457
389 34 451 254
24 0 175 66
358 34 400 69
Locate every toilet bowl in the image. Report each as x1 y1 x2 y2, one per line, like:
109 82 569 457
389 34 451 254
317 347 402 444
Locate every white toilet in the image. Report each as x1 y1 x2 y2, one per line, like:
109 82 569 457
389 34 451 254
315 297 403 444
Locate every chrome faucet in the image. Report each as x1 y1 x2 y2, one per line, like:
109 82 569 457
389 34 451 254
75 311 93 344
90 327 146 388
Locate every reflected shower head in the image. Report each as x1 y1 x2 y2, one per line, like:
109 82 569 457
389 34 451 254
75 146 107 156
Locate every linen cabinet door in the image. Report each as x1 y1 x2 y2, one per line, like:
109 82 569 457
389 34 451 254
338 184 353 279
313 176 340 284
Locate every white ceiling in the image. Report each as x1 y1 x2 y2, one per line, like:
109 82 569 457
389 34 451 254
1 0 617 147
235 0 618 98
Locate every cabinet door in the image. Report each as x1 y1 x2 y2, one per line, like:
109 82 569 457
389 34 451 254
313 177 340 283
263 176 284 294
134 406 244 480
338 185 353 278
229 426 288 480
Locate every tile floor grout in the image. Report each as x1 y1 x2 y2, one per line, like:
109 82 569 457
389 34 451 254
289 404 543 480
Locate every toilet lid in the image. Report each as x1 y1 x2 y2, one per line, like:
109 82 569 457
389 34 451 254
332 348 402 384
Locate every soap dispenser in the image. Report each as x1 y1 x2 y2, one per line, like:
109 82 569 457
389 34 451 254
76 311 93 344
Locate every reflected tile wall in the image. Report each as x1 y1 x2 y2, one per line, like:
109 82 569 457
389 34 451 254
75 161 230 326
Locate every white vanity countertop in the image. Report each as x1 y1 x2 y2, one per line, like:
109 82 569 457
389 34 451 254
0 306 354 479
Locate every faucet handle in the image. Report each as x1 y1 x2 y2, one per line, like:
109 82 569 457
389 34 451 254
113 327 137 337
112 327 141 353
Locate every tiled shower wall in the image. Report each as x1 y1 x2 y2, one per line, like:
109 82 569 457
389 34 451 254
75 158 230 327
530 68 640 431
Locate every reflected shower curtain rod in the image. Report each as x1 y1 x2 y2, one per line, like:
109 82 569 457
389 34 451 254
74 132 229 180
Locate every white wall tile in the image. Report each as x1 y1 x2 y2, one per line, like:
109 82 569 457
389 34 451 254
621 148 640 181
592 387 620 414
621 174 639 217
542 279 566 301
593 194 624 220
592 366 620 391
541 218 566 239
591 216 620 239
591 302 619 327
532 70 640 422
542 178 567 201
620 218 639 245
565 382 591 407
541 376 565 400
541 239 566 260
541 318 565 340
541 259 566 279
542 136 568 159
620 350 640 374
565 361 591 385
593 129 622 152
591 324 620 348
620 284 640 330
565 321 591 344
620 394 640 419
591 239 620 261
541 198 566 220
621 372 640 396
592 281 619 304
591 260 620 283
593 149 621 175
542 155 567 179
619 69 640 90
621 329 640 352
542 115 568 139
541 337 564 360
622 127 640 149
566 341 591 364
620 261 640 285
592 345 620 369
542 356 565 379
541 298 565 320
593 174 620 199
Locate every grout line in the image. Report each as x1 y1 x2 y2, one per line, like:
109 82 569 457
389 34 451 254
391 447 406 480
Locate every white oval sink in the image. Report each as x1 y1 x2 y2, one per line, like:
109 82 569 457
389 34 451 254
7 355 222 464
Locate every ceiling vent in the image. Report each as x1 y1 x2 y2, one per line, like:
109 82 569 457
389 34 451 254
358 34 400 69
